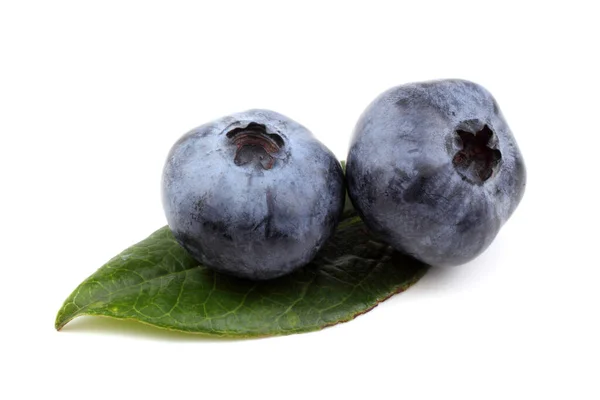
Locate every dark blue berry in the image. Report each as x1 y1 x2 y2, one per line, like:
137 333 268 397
162 109 345 280
346 80 526 267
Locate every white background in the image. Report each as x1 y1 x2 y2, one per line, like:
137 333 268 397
1 1 598 399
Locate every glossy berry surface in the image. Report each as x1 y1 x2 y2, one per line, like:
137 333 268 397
162 109 345 280
346 79 526 267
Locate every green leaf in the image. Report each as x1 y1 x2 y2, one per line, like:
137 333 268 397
56 214 428 338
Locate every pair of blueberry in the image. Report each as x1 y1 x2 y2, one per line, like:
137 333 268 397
162 79 526 280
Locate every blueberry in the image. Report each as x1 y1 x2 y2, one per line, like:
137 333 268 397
346 79 526 267
162 109 345 280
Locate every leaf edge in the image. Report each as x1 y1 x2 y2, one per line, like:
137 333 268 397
55 265 428 338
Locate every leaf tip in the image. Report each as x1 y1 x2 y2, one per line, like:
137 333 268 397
54 316 65 331
54 308 72 332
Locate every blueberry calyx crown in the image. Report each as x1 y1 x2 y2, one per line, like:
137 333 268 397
452 124 502 184
226 122 285 170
